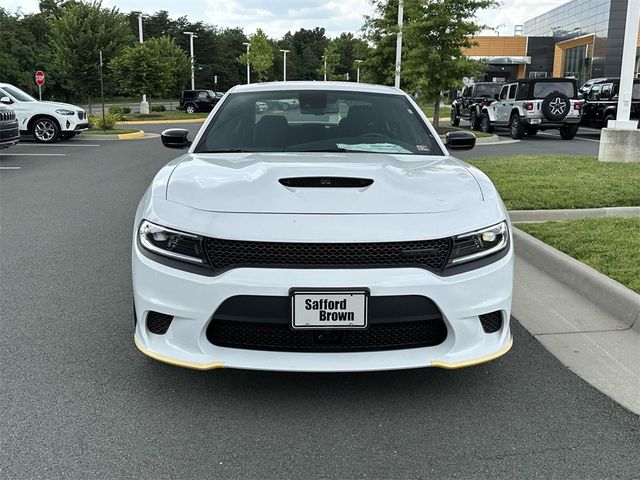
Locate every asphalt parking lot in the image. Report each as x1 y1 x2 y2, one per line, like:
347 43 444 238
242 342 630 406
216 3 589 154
1 128 638 479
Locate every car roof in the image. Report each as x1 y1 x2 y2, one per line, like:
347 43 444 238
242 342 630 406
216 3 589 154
516 77 577 84
228 81 404 95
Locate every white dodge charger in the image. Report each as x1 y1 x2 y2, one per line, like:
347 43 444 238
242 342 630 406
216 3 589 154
132 82 513 372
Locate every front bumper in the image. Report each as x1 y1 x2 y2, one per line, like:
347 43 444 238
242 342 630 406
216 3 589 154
132 240 514 372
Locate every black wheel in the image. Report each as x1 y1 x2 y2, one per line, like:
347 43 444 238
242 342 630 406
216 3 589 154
480 112 494 133
470 109 481 131
526 126 539 136
31 117 60 143
510 113 525 139
602 114 615 128
450 109 460 126
185 103 197 114
559 123 579 140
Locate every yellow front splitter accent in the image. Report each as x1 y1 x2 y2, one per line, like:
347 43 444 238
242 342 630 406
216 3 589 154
431 336 513 369
134 336 224 371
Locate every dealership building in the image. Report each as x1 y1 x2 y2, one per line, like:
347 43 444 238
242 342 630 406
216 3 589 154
463 0 640 85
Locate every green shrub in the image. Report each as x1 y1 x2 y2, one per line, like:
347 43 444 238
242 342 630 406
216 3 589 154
121 106 131 114
89 113 117 130
151 104 166 112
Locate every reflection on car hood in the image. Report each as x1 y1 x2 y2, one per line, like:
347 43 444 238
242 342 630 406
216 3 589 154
41 101 83 111
165 152 484 214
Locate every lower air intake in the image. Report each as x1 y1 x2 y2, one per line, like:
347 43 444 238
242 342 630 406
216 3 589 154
147 311 174 335
479 311 503 333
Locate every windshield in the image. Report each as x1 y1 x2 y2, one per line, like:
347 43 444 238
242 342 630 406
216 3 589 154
533 81 575 99
194 90 443 156
475 84 501 97
1 85 37 102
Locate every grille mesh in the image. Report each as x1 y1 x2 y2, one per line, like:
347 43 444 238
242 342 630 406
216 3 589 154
208 319 447 352
204 237 451 274
479 311 502 333
147 311 174 335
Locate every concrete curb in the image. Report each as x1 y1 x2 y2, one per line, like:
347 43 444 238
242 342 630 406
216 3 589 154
513 227 640 330
118 130 145 140
117 118 206 125
510 206 640 223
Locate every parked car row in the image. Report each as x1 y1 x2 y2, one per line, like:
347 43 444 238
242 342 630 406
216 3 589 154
450 76 639 140
0 82 88 144
0 101 20 150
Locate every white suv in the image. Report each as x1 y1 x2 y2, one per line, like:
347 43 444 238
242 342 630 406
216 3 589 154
0 83 89 143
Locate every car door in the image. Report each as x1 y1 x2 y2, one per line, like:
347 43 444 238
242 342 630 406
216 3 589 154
494 85 510 124
583 84 601 124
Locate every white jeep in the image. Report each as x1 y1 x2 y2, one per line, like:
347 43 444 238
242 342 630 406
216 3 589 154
479 78 582 140
0 83 89 143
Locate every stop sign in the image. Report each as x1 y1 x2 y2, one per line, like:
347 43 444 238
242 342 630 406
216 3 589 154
35 71 45 86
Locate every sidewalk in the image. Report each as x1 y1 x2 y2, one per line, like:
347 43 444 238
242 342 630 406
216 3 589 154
513 228 640 415
510 206 640 223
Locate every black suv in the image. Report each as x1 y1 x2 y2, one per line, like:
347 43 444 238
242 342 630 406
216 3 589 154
580 78 640 128
0 102 19 150
450 82 502 130
179 90 222 114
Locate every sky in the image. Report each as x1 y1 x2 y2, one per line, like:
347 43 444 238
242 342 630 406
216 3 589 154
5 0 571 37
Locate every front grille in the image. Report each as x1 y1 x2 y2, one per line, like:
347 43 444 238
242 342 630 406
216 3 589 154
207 295 447 352
147 311 173 335
204 237 452 274
0 125 19 140
0 111 16 122
479 311 503 333
279 177 374 188
78 111 86 120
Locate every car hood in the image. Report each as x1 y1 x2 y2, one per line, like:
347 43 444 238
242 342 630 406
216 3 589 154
165 152 484 214
40 101 83 111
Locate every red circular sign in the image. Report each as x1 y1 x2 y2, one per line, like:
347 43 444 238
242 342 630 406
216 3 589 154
35 71 45 86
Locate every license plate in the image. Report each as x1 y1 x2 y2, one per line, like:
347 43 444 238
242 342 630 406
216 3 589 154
290 289 369 329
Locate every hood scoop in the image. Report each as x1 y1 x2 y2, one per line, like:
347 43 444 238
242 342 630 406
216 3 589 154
279 176 374 188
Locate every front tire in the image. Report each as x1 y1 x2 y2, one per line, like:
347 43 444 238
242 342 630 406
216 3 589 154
470 109 481 131
602 114 615 129
480 112 494 133
510 113 525 139
559 124 579 140
31 117 60 143
185 103 196 114
450 109 460 126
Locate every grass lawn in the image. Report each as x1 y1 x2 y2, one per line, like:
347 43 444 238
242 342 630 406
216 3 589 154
85 127 140 135
122 110 209 121
467 155 640 210
518 218 640 294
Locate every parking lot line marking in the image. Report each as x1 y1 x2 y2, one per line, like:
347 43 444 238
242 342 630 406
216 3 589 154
538 132 601 143
0 166 21 170
0 153 66 156
16 143 100 147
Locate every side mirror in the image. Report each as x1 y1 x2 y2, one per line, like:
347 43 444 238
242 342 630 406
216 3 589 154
445 131 476 151
494 93 500 101
0 96 13 105
161 128 191 149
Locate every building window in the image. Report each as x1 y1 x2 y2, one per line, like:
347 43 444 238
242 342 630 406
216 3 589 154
529 71 548 78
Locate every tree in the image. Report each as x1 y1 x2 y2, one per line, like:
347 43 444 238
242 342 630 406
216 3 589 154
110 36 190 100
364 0 497 126
319 42 341 80
238 28 274 82
49 0 133 111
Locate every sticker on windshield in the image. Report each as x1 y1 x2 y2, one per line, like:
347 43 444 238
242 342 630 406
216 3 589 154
336 143 412 154
416 145 430 152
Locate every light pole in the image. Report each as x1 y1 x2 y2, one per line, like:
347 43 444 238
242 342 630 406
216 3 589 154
394 0 403 88
322 55 327 81
135 12 149 114
183 31 198 90
280 49 290 81
243 42 251 84
355 59 363 83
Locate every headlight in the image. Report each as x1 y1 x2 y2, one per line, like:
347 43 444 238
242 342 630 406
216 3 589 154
138 220 207 265
449 221 508 265
55 109 75 115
